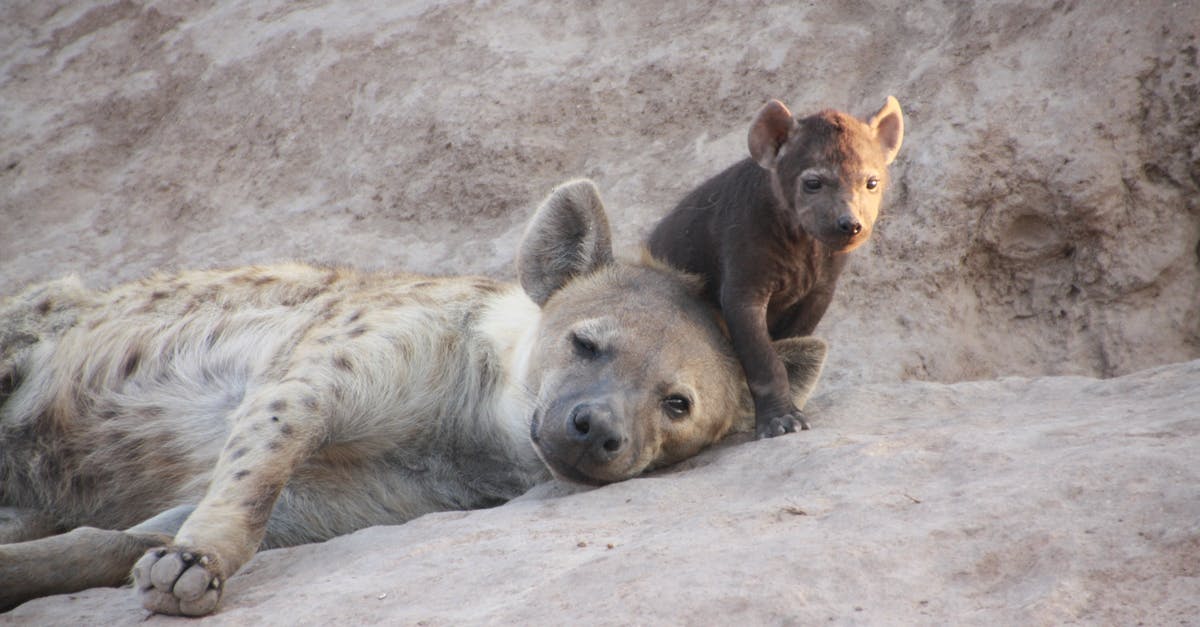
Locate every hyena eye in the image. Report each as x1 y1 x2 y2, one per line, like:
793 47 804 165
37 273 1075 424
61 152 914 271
866 176 880 191
662 394 692 419
571 332 599 358
802 178 823 192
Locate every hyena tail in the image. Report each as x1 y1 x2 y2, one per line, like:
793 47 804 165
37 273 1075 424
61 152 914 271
0 276 93 407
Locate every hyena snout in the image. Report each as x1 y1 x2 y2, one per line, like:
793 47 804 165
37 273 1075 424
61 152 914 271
835 213 863 236
568 402 628 461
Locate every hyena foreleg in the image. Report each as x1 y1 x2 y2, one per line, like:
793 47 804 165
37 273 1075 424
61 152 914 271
132 377 328 616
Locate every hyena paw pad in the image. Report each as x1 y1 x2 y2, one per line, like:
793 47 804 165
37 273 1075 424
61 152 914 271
133 547 223 616
756 411 810 439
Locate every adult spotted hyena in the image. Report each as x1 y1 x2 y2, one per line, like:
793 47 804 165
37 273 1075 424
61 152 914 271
0 180 826 616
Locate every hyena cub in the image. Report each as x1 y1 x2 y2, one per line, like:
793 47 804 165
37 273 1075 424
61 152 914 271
0 180 827 616
648 97 903 438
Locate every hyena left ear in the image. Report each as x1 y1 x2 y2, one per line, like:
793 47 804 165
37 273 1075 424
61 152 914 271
868 96 904 165
748 100 797 170
517 179 615 306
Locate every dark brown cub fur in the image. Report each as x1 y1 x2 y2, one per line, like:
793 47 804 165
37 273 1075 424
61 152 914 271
647 97 904 438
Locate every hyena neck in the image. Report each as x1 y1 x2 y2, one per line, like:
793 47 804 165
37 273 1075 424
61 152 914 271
473 286 548 479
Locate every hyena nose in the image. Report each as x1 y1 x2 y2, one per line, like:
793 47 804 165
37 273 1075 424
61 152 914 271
837 215 863 235
570 403 625 459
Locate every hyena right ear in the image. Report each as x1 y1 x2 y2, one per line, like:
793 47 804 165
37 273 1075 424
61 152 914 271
773 336 828 408
748 99 797 170
517 179 615 306
868 96 904 165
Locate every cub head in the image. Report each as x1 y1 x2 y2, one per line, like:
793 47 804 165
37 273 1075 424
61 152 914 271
517 180 826 485
748 96 904 252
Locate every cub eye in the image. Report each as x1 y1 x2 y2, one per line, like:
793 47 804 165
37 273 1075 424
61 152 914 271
662 394 692 419
866 176 880 191
802 178 823 192
571 332 599 358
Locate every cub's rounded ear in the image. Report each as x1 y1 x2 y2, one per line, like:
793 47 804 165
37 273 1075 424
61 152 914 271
748 100 797 170
517 179 615 306
868 96 904 165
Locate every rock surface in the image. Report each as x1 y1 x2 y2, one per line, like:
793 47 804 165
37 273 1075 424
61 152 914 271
1 0 1198 623
6 359 1199 625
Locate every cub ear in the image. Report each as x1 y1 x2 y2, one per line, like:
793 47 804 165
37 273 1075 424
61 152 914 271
773 336 828 408
868 96 904 165
747 100 797 170
517 179 615 306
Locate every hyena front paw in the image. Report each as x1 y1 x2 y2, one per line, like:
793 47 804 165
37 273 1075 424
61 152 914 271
133 546 223 616
755 409 810 439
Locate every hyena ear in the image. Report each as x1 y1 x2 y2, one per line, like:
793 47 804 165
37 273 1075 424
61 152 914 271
748 100 797 170
868 96 904 166
773 336 828 408
517 179 615 306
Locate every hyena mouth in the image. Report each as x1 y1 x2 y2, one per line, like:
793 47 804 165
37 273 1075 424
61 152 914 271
529 412 623 487
819 229 870 253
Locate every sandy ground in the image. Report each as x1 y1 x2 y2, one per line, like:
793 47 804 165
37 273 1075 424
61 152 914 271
1 0 1198 623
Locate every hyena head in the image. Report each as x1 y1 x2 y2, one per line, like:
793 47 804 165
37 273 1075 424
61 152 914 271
749 96 904 252
517 180 826 485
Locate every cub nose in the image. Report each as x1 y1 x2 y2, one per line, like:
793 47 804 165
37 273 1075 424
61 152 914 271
569 403 625 458
836 215 863 235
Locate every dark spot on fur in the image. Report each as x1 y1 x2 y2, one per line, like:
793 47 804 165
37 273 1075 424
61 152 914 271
279 423 294 436
233 469 250 480
97 408 119 421
205 323 227 349
267 440 283 451
270 415 279 422
140 406 164 418
472 281 501 294
230 447 249 461
333 355 353 372
411 281 433 289
322 270 339 286
269 399 288 412
302 396 318 410
121 350 141 379
282 286 325 307
346 309 364 323
348 325 369 338
253 275 278 286
317 335 334 344
0 368 22 403
150 290 170 301
36 298 53 315
331 385 344 401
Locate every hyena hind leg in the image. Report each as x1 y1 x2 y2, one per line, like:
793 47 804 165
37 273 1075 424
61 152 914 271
0 505 194 612
0 507 60 544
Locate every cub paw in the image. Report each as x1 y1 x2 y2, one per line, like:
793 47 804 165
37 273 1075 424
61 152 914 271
755 410 810 439
133 547 223 616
